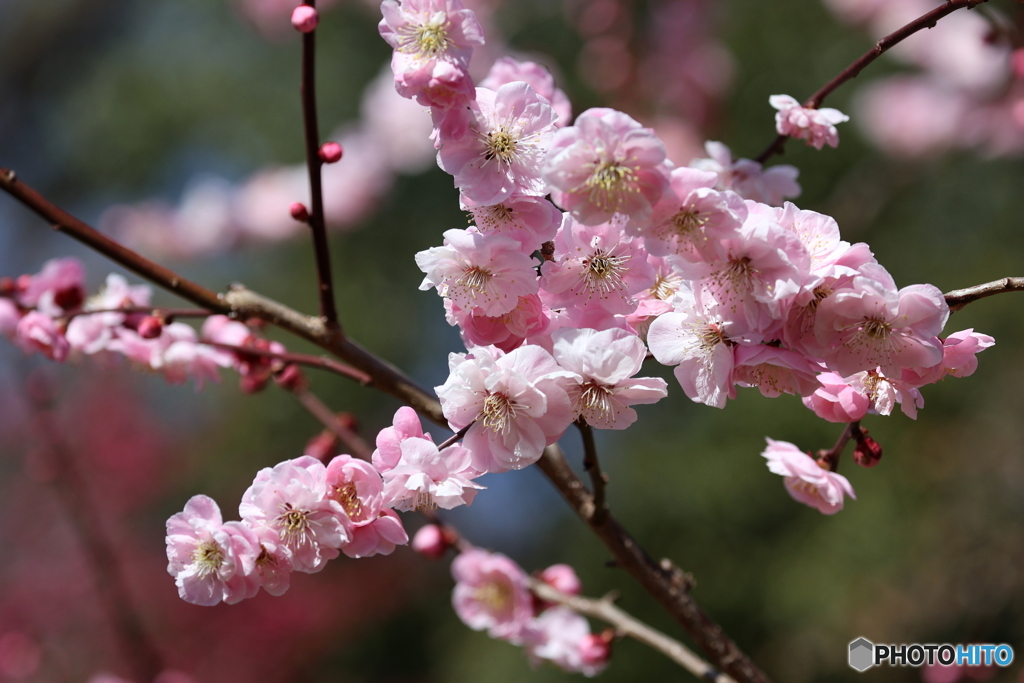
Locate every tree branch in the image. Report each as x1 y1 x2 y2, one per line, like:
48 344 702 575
755 0 987 163
209 341 372 385
944 276 1024 311
576 420 607 523
527 579 735 683
290 388 373 461
299 0 340 327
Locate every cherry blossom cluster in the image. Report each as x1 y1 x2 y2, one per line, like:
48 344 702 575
448 548 610 676
378 0 994 513
0 258 317 393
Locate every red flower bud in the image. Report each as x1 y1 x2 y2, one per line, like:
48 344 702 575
318 141 343 164
137 315 164 339
290 202 310 222
853 429 882 468
291 5 318 33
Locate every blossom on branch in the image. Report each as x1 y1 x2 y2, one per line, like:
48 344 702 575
762 438 855 515
769 95 849 150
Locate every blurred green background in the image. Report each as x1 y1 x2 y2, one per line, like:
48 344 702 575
2 0 1024 682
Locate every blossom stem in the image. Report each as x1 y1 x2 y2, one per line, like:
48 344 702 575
817 421 861 472
944 276 1024 311
754 0 989 164
575 420 607 524
527 578 736 683
299 0 340 328
290 387 374 460
208 341 373 385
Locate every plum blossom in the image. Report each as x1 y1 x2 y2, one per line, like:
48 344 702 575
437 83 558 205
451 548 535 642
0 298 19 338
445 293 550 353
343 510 409 559
437 345 576 472
762 438 855 514
381 438 483 511
416 228 539 317
66 274 152 355
480 56 573 126
902 329 995 387
847 369 925 419
802 372 872 423
462 194 562 253
239 456 352 573
378 0 484 109
15 312 70 362
770 95 850 149
550 327 668 429
543 108 670 225
526 607 608 677
732 344 820 398
690 141 801 206
538 564 581 596
165 495 259 606
18 257 85 315
373 406 433 473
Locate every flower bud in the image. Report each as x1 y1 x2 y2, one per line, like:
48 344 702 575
539 564 581 596
239 374 270 395
137 315 164 339
579 631 612 668
305 429 341 462
412 524 451 559
318 142 343 164
0 277 15 296
853 430 882 468
274 363 307 392
290 202 310 223
291 5 318 33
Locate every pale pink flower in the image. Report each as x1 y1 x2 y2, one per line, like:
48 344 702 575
66 274 153 355
437 344 576 472
416 228 539 317
551 327 667 429
437 83 558 205
538 564 581 596
324 454 385 526
770 95 849 150
18 257 86 314
540 213 655 316
624 255 684 338
690 141 801 206
165 495 260 605
527 607 606 677
343 509 409 559
801 372 871 423
452 548 535 642
901 329 995 387
382 439 483 510
462 194 562 253
378 0 484 109
15 312 69 362
480 56 573 126
814 265 947 377
732 344 820 398
847 369 924 419
239 456 352 573
373 406 433 473
0 299 19 338
243 522 293 596
543 108 670 225
640 166 746 261
762 438 855 515
148 323 231 388
446 293 551 353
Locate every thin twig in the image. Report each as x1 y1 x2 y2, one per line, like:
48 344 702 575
436 421 474 451
209 341 372 385
755 0 987 163
299 0 339 327
291 388 373 460
62 306 213 322
527 579 736 683
576 419 607 523
944 276 1024 311
816 421 860 472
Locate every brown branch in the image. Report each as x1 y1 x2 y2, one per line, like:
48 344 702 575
944 277 1024 311
0 175 770 683
299 0 339 327
576 419 607 523
527 579 736 683
291 388 373 460
536 445 772 683
816 421 860 472
208 341 372 385
755 0 988 163
62 306 213 322
0 168 230 314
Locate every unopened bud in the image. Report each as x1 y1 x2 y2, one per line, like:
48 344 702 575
239 374 270 395
579 631 613 668
853 429 882 468
318 141 343 164
137 315 164 339
15 274 31 294
0 277 15 296
539 564 582 596
274 363 307 392
291 5 319 33
412 524 451 559
290 202 310 222
305 429 341 462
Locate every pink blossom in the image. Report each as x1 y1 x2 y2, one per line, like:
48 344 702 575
324 454 385 526
801 372 871 423
378 0 484 109
451 548 535 642
18 257 86 314
411 523 451 559
243 522 293 596
0 298 19 338
437 83 558 205
437 344 576 472
847 369 924 419
540 214 655 316
239 456 352 573
343 509 409 559
66 274 153 355
446 293 551 353
550 327 668 429
732 344 820 398
762 438 856 515
902 329 995 387
526 607 606 676
15 312 69 362
690 141 801 206
539 564 581 596
148 323 231 388
165 495 260 605
381 438 483 511
543 108 670 225
373 406 433 473
462 194 562 253
770 95 849 150
480 56 573 126
416 228 539 317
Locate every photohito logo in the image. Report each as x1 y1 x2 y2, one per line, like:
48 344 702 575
848 638 1014 672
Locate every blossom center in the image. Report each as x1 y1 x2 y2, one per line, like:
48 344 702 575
582 249 628 294
479 392 518 435
671 208 705 236
862 317 891 340
583 161 638 212
651 272 681 301
474 580 514 612
403 20 452 57
484 129 518 164
331 481 363 520
191 540 224 578
578 382 614 423
697 323 726 352
276 503 312 546
455 266 493 295
473 203 515 232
